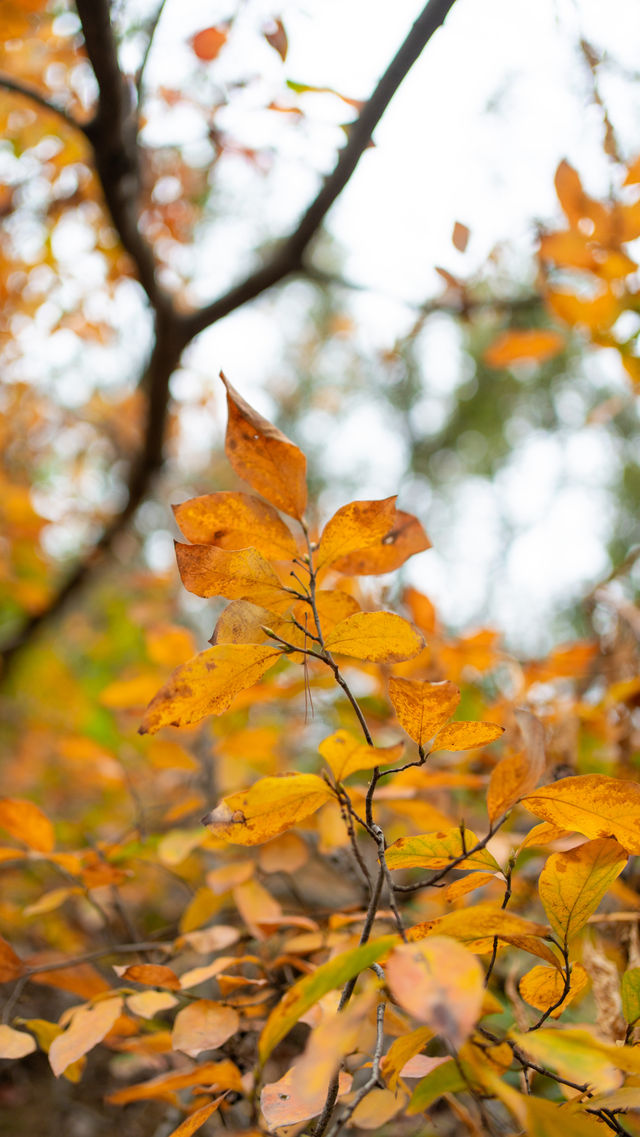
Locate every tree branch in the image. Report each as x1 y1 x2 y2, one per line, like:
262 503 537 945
0 73 85 133
0 0 459 675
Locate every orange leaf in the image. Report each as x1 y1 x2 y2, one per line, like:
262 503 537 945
388 678 460 748
191 26 227 62
202 773 332 845
172 1001 239 1057
261 1066 352 1128
316 496 430 576
119 965 181 990
0 798 55 853
107 1062 243 1105
221 373 307 520
545 287 620 332
408 903 548 946
324 611 423 664
331 511 430 576
487 708 546 823
386 937 484 1047
484 329 565 368
0 937 25 982
319 729 404 781
167 1095 227 1137
431 720 504 752
49 996 123 1077
538 837 627 941
173 492 297 560
521 774 640 854
519 963 588 1017
452 221 470 252
310 589 361 630
175 543 291 612
139 644 282 733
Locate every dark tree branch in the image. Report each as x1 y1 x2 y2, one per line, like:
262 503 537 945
0 0 459 675
0 73 85 132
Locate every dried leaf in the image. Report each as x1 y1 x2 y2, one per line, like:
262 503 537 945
324 612 423 663
106 1060 243 1104
0 936 25 982
319 729 404 781
539 837 627 941
381 1025 433 1091
173 491 296 560
0 798 55 853
49 996 123 1077
139 644 281 733
317 497 429 575
202 773 332 845
388 678 460 748
452 221 470 252
222 373 307 520
386 936 484 1047
522 775 640 854
175 543 291 612
172 1001 239 1057
118 965 181 990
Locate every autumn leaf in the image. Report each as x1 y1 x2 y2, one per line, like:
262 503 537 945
0 936 25 982
487 708 546 823
388 678 460 748
386 829 501 873
139 644 282 733
538 837 627 942
0 1024 37 1058
261 1067 352 1128
432 719 504 752
166 1095 227 1137
117 965 181 990
202 773 333 845
263 18 288 62
191 26 228 62
484 329 565 368
324 612 423 663
406 1059 466 1114
259 936 397 1061
316 496 429 575
381 1025 433 1091
173 491 297 560
172 1001 239 1057
519 963 588 1017
175 543 292 612
521 774 640 854
508 1026 640 1092
622 968 640 1026
0 798 55 853
107 1061 243 1105
126 991 179 1019
386 936 484 1047
319 729 404 781
221 373 307 520
49 996 123 1077
452 221 470 252
408 903 548 946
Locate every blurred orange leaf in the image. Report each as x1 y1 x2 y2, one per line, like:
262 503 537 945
484 329 565 368
191 26 228 62
0 798 55 853
386 937 484 1047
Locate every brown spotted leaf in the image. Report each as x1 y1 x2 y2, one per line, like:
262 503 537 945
175 543 291 612
538 837 628 941
139 644 282 734
388 678 460 748
221 373 307 519
173 491 296 560
202 773 332 845
521 774 640 854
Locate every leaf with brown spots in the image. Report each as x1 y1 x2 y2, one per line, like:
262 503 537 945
202 773 332 845
221 373 307 520
139 644 282 733
175 543 291 612
521 774 640 854
173 491 297 560
388 678 460 748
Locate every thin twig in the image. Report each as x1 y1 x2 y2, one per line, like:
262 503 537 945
324 1001 387 1137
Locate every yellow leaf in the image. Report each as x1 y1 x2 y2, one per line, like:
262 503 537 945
381 1025 433 1091
317 496 429 575
175 543 291 612
173 491 297 560
432 720 504 752
408 903 548 946
319 729 404 781
49 996 123 1077
386 937 484 1047
519 963 588 1017
517 822 571 853
386 829 501 873
443 872 498 903
202 773 332 845
622 967 640 1025
324 611 424 664
484 329 565 368
259 935 397 1061
172 1001 239 1057
0 1024 37 1058
508 1027 638 1093
539 837 627 941
211 600 289 646
139 644 282 733
221 372 307 520
166 1095 227 1137
0 798 55 853
545 286 620 332
233 877 282 937
147 625 198 668
388 678 460 748
310 589 361 630
522 775 640 854
126 991 179 1019
351 1087 405 1128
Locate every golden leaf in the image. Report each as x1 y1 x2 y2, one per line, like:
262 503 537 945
139 644 282 733
519 962 588 1017
175 543 291 612
431 720 504 752
386 829 501 873
538 837 627 941
0 798 55 853
388 678 460 748
319 729 404 781
522 775 640 854
324 612 423 663
202 773 332 846
386 937 484 1048
49 996 123 1077
173 491 297 560
484 329 565 368
166 1095 227 1137
317 496 429 575
487 708 546 823
221 373 307 520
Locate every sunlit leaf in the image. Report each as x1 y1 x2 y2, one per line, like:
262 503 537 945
202 773 332 845
386 829 501 873
259 935 397 1061
386 937 484 1047
539 837 627 941
139 644 282 733
221 373 307 520
175 543 291 612
324 612 423 663
173 491 297 560
388 678 460 748
431 720 504 752
319 729 404 781
317 496 430 576
522 775 640 854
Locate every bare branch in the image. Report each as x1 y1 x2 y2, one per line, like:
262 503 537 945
0 73 85 133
